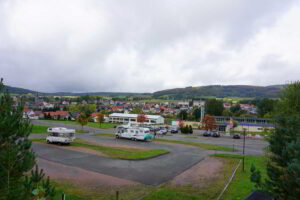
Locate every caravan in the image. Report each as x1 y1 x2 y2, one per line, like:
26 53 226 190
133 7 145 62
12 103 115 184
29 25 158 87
46 127 76 144
115 125 153 141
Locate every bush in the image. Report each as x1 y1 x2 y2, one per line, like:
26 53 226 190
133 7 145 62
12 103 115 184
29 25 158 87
180 125 189 134
188 125 193 134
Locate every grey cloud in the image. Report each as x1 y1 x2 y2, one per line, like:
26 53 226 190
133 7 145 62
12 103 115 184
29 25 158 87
0 0 299 93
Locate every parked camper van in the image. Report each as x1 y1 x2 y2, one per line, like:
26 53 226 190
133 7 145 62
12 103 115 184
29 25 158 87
116 126 153 141
46 127 76 144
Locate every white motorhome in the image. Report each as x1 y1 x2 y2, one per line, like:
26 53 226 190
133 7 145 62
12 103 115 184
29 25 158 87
46 127 76 144
115 125 153 141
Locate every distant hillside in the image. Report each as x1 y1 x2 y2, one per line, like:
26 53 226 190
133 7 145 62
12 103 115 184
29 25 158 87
4 85 148 96
153 85 284 99
5 84 284 98
5 85 39 95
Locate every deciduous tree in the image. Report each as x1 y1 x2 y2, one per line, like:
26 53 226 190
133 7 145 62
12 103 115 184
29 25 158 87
96 113 105 127
177 110 188 120
193 108 201 121
137 114 148 124
205 99 224 116
76 113 90 130
203 115 216 131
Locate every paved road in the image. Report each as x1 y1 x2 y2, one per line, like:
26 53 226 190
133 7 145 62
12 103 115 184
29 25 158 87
160 134 268 155
32 138 210 186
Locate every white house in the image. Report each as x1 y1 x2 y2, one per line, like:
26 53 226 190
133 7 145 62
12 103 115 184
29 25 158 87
108 113 164 124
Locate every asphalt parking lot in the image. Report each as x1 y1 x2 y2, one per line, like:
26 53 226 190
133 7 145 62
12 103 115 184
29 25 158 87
32 120 268 156
31 120 268 185
32 139 210 186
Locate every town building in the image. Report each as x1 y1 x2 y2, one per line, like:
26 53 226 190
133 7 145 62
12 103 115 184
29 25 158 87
108 113 164 124
215 116 274 133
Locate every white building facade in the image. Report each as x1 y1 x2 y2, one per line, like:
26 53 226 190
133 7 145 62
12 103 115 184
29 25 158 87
109 113 164 124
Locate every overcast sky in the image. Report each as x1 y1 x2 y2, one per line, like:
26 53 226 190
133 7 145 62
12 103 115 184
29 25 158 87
1 0 299 93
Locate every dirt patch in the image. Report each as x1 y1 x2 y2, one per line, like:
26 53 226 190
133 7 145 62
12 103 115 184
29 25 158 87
171 156 223 187
37 158 140 187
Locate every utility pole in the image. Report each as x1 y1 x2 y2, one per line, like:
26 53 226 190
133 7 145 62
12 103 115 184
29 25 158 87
242 128 246 172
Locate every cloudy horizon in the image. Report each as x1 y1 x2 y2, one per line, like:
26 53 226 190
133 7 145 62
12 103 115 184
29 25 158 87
1 0 300 93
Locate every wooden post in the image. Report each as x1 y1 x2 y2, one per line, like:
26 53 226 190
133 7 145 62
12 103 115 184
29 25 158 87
116 190 119 200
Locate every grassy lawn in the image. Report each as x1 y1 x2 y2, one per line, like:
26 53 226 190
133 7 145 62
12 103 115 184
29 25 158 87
31 138 169 160
40 120 119 129
155 138 237 152
184 135 199 139
52 181 154 200
31 124 51 134
143 157 239 200
94 133 115 137
231 130 270 136
213 154 267 200
75 129 89 134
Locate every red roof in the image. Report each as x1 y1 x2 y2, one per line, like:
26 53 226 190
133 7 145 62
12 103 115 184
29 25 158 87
92 113 99 118
44 111 69 116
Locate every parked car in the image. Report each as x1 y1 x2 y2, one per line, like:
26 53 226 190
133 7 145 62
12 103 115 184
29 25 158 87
170 126 179 134
233 134 241 139
212 131 220 137
203 131 211 137
158 128 167 135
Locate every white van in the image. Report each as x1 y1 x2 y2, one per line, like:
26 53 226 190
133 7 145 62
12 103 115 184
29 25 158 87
46 127 76 144
116 126 153 141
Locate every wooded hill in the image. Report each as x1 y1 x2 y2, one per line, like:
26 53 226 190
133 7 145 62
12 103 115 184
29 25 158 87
153 85 284 99
4 85 148 96
5 84 284 99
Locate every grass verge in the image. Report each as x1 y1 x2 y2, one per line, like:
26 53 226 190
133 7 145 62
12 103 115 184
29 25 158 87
31 138 169 160
213 153 267 200
93 133 114 137
75 129 89 134
31 124 51 134
39 120 119 129
155 138 237 152
52 180 154 200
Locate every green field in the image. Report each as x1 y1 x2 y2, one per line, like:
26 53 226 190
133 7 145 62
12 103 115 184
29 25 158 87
31 138 169 160
215 154 267 199
31 124 51 134
155 138 237 152
40 120 119 129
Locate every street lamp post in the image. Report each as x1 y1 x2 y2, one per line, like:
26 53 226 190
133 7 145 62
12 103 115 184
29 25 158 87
242 128 246 172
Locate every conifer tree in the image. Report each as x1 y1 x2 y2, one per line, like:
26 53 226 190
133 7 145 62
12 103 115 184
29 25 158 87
251 82 300 200
0 78 36 200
